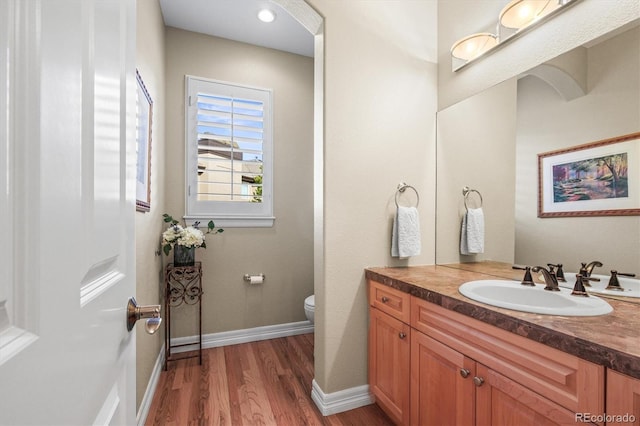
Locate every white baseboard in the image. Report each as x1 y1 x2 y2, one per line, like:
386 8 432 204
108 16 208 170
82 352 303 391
136 343 165 426
136 320 315 423
169 320 314 353
311 379 374 416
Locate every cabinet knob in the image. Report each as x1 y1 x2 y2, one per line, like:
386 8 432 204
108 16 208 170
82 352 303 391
381 296 390 303
473 376 485 387
399 332 407 339
459 368 470 378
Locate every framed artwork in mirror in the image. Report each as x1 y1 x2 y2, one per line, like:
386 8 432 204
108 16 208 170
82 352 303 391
538 132 640 218
136 69 153 212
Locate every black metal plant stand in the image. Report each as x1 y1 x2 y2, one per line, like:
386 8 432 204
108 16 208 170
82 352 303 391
163 262 203 370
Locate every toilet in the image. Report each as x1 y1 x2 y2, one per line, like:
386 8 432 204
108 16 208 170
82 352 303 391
304 295 315 324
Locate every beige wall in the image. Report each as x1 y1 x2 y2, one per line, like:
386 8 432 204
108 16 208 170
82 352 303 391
135 0 166 411
436 79 517 265
306 0 438 394
515 27 640 272
164 29 314 337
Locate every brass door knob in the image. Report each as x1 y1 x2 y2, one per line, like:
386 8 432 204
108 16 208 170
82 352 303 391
399 332 407 339
473 376 485 387
381 296 389 303
459 368 470 378
127 297 162 334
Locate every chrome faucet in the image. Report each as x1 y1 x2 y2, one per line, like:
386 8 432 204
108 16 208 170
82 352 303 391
532 266 560 291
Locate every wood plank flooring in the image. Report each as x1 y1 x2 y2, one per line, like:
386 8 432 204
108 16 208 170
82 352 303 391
145 333 393 426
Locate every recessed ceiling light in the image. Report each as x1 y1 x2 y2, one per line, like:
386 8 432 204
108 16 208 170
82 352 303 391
258 9 276 23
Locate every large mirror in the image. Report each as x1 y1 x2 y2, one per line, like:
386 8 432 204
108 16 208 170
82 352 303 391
436 21 640 290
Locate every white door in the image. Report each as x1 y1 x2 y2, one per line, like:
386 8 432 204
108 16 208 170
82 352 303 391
0 1 138 425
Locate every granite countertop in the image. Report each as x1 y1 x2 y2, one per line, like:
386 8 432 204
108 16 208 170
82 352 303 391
365 261 640 380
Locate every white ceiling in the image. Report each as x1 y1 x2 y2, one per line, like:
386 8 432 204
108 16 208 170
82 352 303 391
158 0 315 57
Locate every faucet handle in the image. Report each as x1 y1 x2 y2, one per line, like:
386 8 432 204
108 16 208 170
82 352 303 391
548 263 566 282
605 270 635 291
512 265 535 286
571 274 589 297
571 274 599 296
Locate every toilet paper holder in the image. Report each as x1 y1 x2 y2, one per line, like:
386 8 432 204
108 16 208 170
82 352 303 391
244 273 265 283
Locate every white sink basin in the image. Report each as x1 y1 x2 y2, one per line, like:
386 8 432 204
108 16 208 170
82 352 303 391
459 280 613 316
560 273 640 298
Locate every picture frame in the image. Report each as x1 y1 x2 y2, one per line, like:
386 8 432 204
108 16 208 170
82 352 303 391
136 69 153 212
538 132 640 218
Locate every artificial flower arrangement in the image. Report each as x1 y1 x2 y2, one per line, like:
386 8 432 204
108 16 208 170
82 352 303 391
161 213 223 256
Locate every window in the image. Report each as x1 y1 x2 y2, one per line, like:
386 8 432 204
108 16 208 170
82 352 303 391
185 76 274 227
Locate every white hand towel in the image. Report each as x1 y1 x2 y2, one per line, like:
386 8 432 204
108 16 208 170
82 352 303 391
460 207 484 255
391 206 421 258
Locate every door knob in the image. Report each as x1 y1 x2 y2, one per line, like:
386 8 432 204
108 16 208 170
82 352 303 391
459 368 470 378
473 376 485 387
127 297 162 334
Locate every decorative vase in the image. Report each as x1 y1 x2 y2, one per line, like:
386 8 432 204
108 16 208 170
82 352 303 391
173 245 195 267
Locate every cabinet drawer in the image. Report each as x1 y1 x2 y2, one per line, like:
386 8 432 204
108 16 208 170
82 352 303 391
411 297 604 415
369 280 410 323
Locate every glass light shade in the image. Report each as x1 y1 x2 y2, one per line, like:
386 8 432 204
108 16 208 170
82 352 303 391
499 0 561 30
450 33 499 61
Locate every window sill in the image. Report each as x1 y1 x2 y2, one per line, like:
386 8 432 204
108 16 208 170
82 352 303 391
184 215 275 229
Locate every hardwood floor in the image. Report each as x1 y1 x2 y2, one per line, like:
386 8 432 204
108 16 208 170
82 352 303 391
145 333 393 425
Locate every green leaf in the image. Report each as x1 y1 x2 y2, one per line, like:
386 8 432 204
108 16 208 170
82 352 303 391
163 244 171 256
208 220 215 231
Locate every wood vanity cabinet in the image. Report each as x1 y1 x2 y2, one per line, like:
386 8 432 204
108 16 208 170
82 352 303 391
410 298 597 426
368 281 411 425
412 329 579 426
368 279 605 426
606 369 640 423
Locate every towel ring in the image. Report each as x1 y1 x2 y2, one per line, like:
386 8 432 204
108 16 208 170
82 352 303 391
395 182 420 208
462 186 483 210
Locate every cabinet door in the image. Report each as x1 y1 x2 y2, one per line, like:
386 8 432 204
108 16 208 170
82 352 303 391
475 364 578 426
607 370 640 424
411 331 475 426
369 307 410 425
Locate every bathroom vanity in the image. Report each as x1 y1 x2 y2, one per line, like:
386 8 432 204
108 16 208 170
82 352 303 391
366 262 640 426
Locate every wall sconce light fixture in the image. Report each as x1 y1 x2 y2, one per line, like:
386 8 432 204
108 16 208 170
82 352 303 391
451 0 578 72
499 0 563 30
451 33 499 61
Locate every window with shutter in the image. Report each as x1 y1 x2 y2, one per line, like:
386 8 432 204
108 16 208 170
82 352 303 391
185 76 274 227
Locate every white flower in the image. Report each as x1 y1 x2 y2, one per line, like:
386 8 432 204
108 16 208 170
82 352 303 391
177 226 205 248
162 224 184 245
161 213 222 256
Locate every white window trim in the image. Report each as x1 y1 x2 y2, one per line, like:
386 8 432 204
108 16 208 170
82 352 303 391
184 75 275 228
